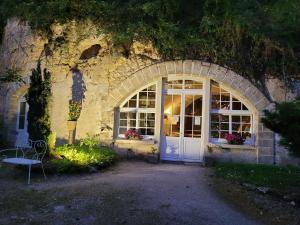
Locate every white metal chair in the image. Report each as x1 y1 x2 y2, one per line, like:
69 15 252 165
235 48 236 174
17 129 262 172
0 140 47 184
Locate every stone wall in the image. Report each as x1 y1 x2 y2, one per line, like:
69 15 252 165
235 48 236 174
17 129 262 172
0 19 299 165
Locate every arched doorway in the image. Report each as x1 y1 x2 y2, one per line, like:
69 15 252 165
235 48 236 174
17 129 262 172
15 95 29 147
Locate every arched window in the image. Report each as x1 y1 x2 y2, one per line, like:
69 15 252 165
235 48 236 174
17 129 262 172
119 84 156 137
210 81 253 144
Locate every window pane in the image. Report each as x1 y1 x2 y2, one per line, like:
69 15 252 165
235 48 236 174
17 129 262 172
232 102 242 110
139 92 147 99
128 113 136 119
148 85 156 91
220 115 229 122
120 120 127 126
211 114 219 122
221 102 230 110
242 104 248 110
120 112 127 119
185 80 203 89
220 131 228 138
147 113 155 120
128 99 137 107
211 123 219 130
172 95 181 115
139 100 147 108
19 102 26 116
129 120 136 127
139 120 146 127
232 115 240 123
147 128 155 135
18 116 25 129
232 123 241 131
148 100 156 108
119 128 127 135
221 93 230 101
211 131 219 138
242 116 251 123
148 92 155 99
221 123 229 130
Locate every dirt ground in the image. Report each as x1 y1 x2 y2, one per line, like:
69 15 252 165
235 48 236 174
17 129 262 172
0 161 262 225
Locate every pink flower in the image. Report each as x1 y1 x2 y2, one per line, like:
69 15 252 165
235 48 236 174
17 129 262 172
224 133 244 145
125 129 143 140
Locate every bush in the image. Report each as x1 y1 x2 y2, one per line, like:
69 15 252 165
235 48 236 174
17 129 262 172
262 98 300 157
47 144 117 174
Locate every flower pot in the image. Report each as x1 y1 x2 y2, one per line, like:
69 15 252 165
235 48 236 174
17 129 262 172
67 121 77 144
67 120 77 131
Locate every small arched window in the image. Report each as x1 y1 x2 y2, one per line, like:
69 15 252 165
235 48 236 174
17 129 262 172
210 81 253 144
119 84 156 137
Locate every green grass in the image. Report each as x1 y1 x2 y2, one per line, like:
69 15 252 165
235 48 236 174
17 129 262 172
214 163 300 189
47 144 117 174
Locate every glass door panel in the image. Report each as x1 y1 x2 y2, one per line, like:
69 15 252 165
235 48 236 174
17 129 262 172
184 95 202 138
163 95 181 137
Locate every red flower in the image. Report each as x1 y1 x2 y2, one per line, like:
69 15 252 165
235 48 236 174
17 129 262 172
125 129 143 140
224 133 244 145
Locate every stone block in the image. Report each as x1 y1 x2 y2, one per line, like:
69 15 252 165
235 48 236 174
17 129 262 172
165 61 176 74
183 60 193 74
175 60 183 74
157 63 168 76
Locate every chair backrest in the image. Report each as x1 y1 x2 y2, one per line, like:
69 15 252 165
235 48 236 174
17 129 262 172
28 140 47 161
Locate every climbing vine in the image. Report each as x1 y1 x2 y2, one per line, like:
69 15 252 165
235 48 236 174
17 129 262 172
26 61 52 141
0 0 299 97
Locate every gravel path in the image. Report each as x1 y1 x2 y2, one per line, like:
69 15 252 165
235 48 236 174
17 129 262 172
0 161 261 225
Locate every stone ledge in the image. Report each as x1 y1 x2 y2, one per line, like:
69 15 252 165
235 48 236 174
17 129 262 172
209 143 256 150
114 138 156 145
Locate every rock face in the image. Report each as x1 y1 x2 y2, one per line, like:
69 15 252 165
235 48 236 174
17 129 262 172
0 19 160 145
0 19 299 165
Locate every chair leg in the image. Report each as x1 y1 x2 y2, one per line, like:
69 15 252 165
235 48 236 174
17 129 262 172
41 163 47 180
28 164 31 185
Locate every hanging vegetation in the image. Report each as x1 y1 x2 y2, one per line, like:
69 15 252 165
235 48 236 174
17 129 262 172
0 0 299 96
26 61 52 141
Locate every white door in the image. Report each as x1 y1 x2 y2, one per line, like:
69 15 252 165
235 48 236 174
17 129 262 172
160 80 204 162
15 97 30 148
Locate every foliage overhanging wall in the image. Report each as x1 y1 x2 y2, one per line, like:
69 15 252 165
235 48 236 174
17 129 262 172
0 0 299 97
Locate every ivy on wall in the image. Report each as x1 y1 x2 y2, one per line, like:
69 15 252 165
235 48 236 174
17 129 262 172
26 61 52 141
0 0 299 97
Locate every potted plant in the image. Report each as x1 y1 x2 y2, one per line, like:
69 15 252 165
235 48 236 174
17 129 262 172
224 133 244 145
147 146 159 164
67 100 82 144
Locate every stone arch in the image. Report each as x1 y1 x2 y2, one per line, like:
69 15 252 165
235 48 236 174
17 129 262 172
107 60 275 164
5 83 29 145
108 60 271 111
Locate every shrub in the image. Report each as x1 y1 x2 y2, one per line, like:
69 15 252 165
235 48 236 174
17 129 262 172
68 100 81 121
79 135 98 149
262 98 300 157
47 144 117 173
26 61 52 141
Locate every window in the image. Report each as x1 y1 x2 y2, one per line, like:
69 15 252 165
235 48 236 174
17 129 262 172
210 81 253 143
165 79 203 90
119 84 156 137
18 101 27 129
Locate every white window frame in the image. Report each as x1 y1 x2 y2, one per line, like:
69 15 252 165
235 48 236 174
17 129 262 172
118 82 157 139
209 83 254 145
